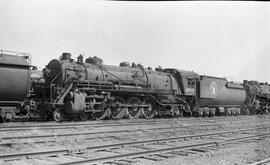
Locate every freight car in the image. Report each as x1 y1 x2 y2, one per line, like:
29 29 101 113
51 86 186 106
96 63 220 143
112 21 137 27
0 50 33 122
34 53 269 122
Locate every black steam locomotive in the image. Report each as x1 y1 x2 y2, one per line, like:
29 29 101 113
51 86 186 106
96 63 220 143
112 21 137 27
0 51 269 122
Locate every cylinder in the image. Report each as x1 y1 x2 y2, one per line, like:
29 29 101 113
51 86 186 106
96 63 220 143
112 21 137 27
64 92 86 113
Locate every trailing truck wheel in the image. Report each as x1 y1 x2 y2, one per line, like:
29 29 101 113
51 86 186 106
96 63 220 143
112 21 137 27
53 109 64 122
143 98 155 119
127 97 141 119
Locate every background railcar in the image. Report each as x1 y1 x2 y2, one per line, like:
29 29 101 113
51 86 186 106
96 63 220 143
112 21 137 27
0 50 32 121
243 80 270 114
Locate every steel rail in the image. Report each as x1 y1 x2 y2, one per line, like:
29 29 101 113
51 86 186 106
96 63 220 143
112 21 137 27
0 120 181 132
0 126 268 161
0 115 260 132
249 158 270 165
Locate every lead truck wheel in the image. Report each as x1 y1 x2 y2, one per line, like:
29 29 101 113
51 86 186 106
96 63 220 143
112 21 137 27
53 109 64 122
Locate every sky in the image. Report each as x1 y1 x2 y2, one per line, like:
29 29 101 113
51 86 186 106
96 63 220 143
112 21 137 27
0 0 270 83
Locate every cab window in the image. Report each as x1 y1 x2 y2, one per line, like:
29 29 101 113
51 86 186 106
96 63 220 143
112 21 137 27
187 78 195 88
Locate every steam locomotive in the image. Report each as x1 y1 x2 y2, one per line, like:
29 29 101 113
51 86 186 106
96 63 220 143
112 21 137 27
0 51 269 122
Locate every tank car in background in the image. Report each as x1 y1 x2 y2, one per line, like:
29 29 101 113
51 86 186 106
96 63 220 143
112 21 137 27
0 50 33 122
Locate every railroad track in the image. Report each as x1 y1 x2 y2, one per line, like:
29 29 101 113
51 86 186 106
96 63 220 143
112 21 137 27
0 115 260 132
0 126 269 164
57 133 270 165
0 123 217 140
57 132 270 165
0 119 265 143
0 119 212 132
0 119 268 147
0 116 264 133
0 123 230 146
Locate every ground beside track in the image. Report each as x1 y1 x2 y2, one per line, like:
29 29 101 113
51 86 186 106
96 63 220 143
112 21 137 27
143 137 270 165
0 115 269 165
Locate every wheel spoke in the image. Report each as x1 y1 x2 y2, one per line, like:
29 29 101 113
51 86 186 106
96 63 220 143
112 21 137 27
127 97 141 119
143 98 156 119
